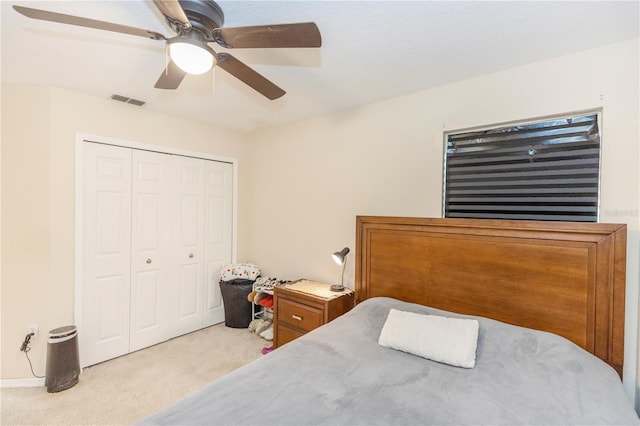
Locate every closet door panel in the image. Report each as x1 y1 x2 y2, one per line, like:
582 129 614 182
172 156 205 335
133 271 160 329
178 264 200 316
95 275 128 340
130 150 174 351
82 143 132 366
204 161 233 326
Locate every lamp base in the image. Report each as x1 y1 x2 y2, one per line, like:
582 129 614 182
330 284 345 292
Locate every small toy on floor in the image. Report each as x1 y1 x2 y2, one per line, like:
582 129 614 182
261 346 273 355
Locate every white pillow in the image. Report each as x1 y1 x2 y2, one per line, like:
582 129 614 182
378 309 479 368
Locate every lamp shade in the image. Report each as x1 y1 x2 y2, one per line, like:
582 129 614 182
168 36 215 75
332 247 350 266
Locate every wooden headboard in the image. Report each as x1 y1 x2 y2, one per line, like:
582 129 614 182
355 216 627 376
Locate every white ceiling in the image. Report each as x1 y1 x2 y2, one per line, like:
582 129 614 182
2 1 638 134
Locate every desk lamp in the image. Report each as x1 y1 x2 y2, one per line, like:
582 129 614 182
331 247 350 292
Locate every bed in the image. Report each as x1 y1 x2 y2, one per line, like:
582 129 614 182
142 216 638 425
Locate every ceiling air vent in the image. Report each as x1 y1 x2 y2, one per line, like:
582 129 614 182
110 94 146 106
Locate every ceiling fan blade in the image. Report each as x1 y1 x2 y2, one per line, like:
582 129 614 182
216 53 285 100
152 1 191 28
213 22 321 49
154 60 187 89
12 5 166 40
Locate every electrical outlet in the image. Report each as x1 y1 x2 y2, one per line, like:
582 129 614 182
27 324 38 339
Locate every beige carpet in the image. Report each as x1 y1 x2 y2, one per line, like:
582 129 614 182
1 324 270 425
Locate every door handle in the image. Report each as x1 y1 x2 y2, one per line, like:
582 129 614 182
146 258 152 264
189 253 194 258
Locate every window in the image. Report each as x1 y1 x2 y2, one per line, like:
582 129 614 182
443 113 600 222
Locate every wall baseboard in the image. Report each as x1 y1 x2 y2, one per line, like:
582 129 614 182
1 377 45 388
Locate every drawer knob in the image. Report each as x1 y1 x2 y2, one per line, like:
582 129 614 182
291 314 303 321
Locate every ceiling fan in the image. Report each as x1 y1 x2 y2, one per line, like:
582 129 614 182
13 0 322 100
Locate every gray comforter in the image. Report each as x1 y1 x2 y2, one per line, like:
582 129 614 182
142 297 639 425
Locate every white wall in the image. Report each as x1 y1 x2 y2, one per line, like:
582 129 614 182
1 84 251 380
245 38 640 404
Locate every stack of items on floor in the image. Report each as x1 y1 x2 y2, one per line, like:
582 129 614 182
218 263 262 329
247 277 288 341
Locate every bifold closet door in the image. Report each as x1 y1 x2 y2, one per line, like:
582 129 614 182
82 143 234 366
82 143 132 367
129 150 174 351
172 155 206 336
203 160 233 326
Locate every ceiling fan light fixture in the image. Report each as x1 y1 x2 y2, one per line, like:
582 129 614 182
13 2 322 98
168 35 215 75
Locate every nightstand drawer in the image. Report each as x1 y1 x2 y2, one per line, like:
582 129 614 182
277 298 323 331
276 325 304 346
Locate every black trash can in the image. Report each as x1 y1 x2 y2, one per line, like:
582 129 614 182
219 279 254 328
45 325 80 393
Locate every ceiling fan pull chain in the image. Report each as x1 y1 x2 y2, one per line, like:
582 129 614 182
164 44 169 75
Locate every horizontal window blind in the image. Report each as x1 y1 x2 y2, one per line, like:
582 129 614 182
444 113 600 222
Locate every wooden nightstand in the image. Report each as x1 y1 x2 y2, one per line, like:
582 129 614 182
273 280 354 348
